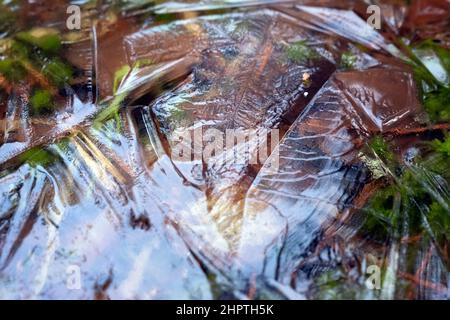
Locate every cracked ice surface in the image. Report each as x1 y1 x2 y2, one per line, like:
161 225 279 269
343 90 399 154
0 1 449 299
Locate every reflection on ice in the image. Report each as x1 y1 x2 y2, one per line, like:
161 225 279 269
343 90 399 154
0 0 449 299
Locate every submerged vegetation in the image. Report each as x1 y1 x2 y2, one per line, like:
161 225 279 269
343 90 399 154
30 89 53 114
0 0 449 300
360 131 450 270
285 40 319 64
18 146 56 168
0 24 74 118
356 37 450 258
409 40 450 123
340 51 357 70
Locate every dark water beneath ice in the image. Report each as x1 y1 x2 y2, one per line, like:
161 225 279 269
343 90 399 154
0 0 449 299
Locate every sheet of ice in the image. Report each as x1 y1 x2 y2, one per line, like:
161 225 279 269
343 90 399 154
237 67 424 284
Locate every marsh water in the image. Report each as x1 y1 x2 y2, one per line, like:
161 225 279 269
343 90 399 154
0 0 449 299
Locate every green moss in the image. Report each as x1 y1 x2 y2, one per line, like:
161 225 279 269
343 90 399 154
427 134 450 180
154 13 178 23
428 201 450 243
361 133 450 247
0 58 26 81
409 41 450 123
16 30 61 54
2 36 74 90
340 51 357 69
423 86 450 123
9 39 30 59
30 89 53 114
285 41 318 64
16 139 70 168
412 64 437 92
314 271 344 300
42 59 73 87
0 58 14 74
311 270 370 300
368 135 395 163
94 92 127 125
361 186 398 240
113 64 131 93
133 58 153 69
367 187 397 222
409 40 450 88
18 147 56 168
112 60 152 94
432 133 450 157
97 60 156 124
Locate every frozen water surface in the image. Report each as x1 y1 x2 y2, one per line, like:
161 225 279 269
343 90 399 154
0 0 449 299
